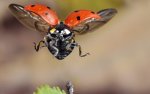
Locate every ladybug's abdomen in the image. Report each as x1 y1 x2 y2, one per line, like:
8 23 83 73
57 40 72 57
47 39 75 60
24 4 59 26
65 10 101 28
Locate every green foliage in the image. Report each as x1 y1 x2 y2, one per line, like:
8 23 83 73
55 0 124 19
56 0 124 10
33 85 66 94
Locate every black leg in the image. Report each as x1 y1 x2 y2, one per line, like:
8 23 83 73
69 42 90 57
66 81 74 94
33 40 45 52
78 45 90 57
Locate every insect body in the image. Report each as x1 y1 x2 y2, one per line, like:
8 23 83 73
9 4 117 60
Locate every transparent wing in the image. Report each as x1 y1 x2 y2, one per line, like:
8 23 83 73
71 8 117 34
9 4 50 35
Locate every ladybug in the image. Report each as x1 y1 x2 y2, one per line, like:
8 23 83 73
9 4 117 60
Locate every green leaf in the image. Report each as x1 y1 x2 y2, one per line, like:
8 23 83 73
33 85 66 94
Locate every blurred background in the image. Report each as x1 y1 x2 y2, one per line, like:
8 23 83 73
0 0 150 94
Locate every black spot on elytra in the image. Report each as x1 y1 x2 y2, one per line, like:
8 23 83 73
74 10 79 12
76 16 80 20
31 5 35 7
45 12 48 15
47 7 51 9
91 11 95 14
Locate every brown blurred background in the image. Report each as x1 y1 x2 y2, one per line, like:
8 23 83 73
0 0 150 94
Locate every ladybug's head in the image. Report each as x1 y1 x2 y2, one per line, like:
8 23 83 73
49 22 73 40
55 22 68 31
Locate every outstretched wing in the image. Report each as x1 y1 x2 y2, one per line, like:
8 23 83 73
9 4 59 34
64 8 117 34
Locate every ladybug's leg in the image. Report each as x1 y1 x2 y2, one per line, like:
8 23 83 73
69 42 90 57
78 44 90 57
66 81 74 94
33 40 46 52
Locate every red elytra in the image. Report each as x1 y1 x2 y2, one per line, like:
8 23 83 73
24 4 60 26
64 10 101 28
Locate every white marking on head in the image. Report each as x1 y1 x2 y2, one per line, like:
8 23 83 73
64 29 71 35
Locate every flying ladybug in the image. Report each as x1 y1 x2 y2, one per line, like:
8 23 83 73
9 4 117 60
